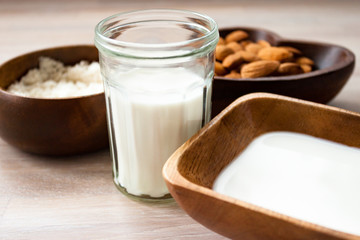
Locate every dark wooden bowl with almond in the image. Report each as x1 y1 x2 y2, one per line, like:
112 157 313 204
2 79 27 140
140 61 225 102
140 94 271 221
212 27 355 117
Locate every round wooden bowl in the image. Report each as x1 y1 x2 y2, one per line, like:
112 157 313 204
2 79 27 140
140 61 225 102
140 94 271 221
212 27 355 117
163 93 360 240
0 45 108 156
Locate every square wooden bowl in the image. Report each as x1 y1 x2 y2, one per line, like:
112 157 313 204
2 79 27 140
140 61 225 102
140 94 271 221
163 93 360 240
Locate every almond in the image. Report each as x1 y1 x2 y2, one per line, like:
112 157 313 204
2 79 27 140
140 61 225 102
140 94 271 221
225 30 249 43
215 45 234 61
215 61 228 76
239 63 248 72
237 50 258 62
216 29 315 78
258 47 293 62
296 57 314 66
241 60 280 78
300 64 312 73
226 41 243 52
277 63 304 75
245 43 264 55
241 40 253 48
257 40 271 48
280 46 302 55
224 70 242 79
222 52 243 70
218 37 226 45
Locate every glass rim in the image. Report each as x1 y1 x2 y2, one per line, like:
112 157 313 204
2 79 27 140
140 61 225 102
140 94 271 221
94 9 219 55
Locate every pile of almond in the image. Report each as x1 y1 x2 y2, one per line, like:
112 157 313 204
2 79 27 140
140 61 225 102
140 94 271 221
215 30 315 78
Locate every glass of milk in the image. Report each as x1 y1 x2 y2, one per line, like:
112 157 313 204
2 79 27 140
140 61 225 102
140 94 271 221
95 9 219 200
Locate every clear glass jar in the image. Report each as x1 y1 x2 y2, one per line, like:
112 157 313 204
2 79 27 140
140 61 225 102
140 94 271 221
95 9 218 201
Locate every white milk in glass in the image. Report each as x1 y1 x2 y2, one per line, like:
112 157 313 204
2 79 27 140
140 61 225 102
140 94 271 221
105 68 207 198
213 132 360 236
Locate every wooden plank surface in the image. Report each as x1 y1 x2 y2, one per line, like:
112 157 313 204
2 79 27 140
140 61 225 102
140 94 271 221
0 0 359 239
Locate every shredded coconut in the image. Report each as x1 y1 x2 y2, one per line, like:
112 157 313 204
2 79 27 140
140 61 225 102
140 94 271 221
7 57 103 98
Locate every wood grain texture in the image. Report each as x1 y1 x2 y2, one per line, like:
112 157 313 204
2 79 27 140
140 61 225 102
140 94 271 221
163 93 360 240
0 0 360 239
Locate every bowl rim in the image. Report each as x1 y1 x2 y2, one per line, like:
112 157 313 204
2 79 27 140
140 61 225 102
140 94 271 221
215 26 355 82
163 92 360 239
0 44 104 101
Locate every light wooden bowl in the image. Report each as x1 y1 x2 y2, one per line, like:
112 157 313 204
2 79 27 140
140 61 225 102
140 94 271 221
0 45 108 155
212 27 355 117
163 93 360 240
